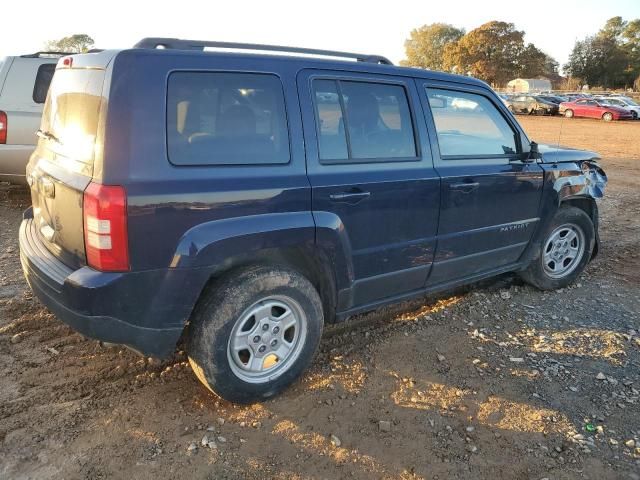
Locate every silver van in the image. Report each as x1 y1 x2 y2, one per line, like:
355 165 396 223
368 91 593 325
0 52 63 183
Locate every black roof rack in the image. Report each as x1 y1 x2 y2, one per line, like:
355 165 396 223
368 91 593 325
20 51 69 58
133 37 393 65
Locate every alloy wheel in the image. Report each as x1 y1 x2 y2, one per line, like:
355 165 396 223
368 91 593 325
542 224 585 279
227 296 307 383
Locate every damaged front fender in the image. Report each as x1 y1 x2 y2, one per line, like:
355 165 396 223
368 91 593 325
542 160 607 203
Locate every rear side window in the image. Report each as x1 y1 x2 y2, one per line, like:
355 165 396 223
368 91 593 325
167 72 290 166
312 79 417 162
426 88 517 158
32 64 56 104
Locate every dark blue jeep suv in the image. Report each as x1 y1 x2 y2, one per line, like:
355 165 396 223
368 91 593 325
19 38 607 403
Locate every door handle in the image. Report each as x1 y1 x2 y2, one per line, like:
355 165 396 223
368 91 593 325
329 190 371 204
449 182 479 193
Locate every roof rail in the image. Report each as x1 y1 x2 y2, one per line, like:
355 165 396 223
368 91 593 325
20 51 69 58
133 37 393 65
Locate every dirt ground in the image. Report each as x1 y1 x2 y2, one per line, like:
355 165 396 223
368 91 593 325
1 116 639 480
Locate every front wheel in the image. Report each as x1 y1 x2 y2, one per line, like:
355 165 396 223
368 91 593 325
520 206 595 290
564 109 574 118
188 265 324 403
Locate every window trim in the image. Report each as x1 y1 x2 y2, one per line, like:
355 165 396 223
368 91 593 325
310 75 421 165
164 69 292 167
424 85 524 162
32 63 56 104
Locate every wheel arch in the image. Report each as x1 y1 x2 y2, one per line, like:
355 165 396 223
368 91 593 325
558 197 599 258
190 246 339 327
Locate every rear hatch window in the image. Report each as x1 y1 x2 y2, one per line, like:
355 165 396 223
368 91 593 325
39 68 105 176
29 66 107 268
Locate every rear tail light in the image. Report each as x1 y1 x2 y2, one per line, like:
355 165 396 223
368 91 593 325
0 111 7 144
83 182 129 271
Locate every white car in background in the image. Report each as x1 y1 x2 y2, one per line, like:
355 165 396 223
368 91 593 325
597 96 640 120
0 52 64 183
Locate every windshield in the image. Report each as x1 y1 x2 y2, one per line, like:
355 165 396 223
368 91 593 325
39 68 106 172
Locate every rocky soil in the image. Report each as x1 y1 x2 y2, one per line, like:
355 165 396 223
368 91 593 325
0 116 639 479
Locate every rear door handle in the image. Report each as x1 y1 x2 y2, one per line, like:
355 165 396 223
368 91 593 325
329 190 371 204
449 182 479 193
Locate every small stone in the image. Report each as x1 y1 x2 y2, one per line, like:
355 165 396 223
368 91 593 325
596 372 607 380
509 357 525 363
624 439 635 448
187 443 197 452
201 435 209 447
10 333 24 344
206 426 215 432
467 445 478 453
217 417 225 426
217 436 226 443
437 354 446 362
207 441 217 449
466 426 475 433
379 420 392 432
609 438 618 446
330 434 341 447
500 291 511 300
569 386 579 392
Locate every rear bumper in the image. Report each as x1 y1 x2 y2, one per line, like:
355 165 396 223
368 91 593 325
19 208 208 358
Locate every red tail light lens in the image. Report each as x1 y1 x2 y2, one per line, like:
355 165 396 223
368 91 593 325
83 182 129 271
0 111 7 144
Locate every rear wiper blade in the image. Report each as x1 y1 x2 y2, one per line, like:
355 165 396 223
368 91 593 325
36 129 61 144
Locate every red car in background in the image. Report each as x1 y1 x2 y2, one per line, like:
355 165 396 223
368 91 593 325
559 98 634 121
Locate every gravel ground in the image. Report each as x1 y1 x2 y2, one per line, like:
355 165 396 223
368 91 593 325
0 116 639 480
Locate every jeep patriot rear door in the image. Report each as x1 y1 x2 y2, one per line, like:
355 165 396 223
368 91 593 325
298 70 440 312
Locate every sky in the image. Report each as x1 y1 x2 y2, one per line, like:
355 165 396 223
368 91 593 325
2 0 640 71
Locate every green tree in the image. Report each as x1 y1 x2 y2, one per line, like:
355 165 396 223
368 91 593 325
401 23 465 71
518 44 547 77
564 16 640 89
564 34 630 88
45 34 95 53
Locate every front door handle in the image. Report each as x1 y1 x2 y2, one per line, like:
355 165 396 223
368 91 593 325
449 182 479 193
329 190 371 204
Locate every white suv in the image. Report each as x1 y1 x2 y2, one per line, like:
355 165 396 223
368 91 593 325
0 52 63 183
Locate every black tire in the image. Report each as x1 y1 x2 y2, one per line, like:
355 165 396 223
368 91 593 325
520 206 595 290
187 265 324 403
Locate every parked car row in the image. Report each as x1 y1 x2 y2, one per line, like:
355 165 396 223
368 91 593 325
499 92 640 121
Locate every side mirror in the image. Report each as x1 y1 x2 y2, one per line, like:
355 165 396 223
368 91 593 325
528 141 541 161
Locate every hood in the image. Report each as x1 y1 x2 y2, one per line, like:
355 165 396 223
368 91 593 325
537 143 600 164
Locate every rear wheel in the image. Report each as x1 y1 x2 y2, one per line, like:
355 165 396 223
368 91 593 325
632 111 637 120
188 265 324 403
520 206 595 290
602 112 613 122
564 109 574 118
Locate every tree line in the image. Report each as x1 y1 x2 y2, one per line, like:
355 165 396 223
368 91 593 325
402 17 640 90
